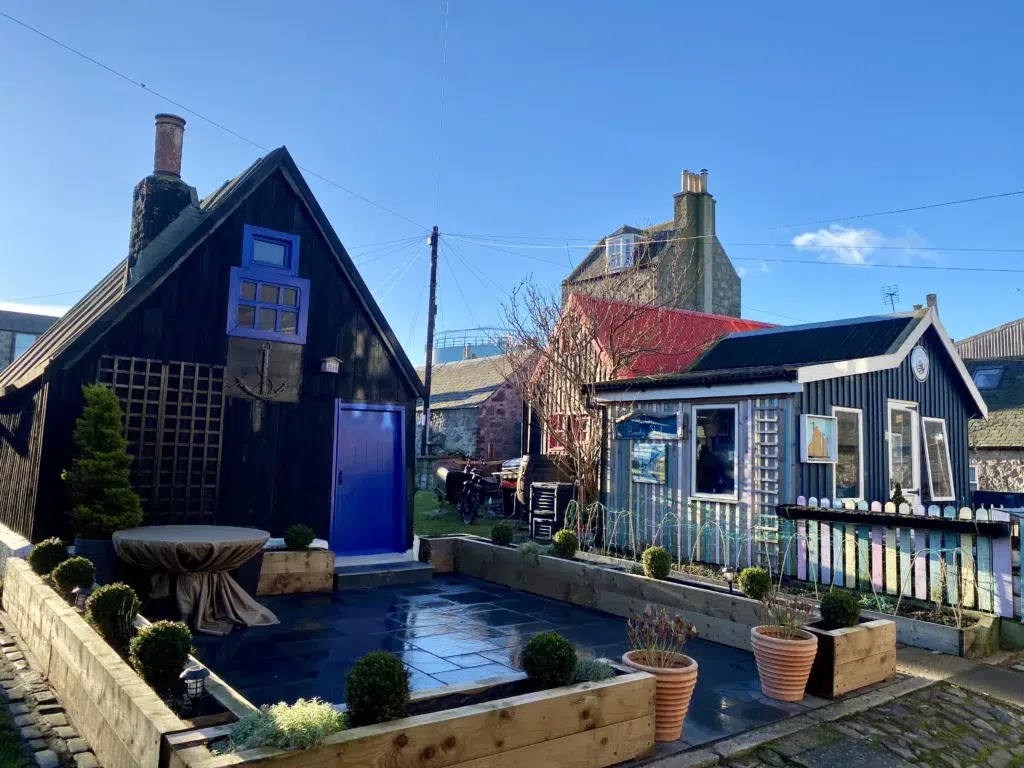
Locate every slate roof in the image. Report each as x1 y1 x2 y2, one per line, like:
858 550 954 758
569 294 773 377
0 148 426 400
563 221 678 285
415 356 511 410
966 358 1024 448
689 314 921 372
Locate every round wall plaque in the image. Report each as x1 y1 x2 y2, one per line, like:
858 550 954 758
911 345 929 382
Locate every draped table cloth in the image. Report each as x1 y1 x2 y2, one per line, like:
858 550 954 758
113 526 280 636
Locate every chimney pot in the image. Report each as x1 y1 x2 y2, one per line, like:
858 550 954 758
154 113 186 176
926 293 938 313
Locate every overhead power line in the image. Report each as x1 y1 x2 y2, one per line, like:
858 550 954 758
0 10 427 231
730 256 1024 273
0 288 88 303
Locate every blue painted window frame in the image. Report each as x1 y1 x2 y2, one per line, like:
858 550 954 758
242 224 301 276
226 266 310 344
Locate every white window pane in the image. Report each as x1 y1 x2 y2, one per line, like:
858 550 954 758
924 419 954 499
13 333 37 359
836 410 861 498
969 465 979 492
694 407 736 496
972 368 1003 389
889 407 916 492
252 238 287 267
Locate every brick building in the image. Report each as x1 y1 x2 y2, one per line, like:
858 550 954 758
561 170 742 317
415 357 521 460
0 310 58 375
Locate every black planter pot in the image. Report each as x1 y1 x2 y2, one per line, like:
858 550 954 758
73 538 117 586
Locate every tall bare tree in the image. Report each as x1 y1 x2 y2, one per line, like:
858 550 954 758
499 224 716 525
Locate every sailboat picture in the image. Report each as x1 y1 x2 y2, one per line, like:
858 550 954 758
801 415 838 463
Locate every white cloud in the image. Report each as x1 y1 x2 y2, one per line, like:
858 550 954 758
792 225 933 266
736 266 747 278
760 261 772 273
0 302 70 317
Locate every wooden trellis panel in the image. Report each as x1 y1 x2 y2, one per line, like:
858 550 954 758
98 356 225 525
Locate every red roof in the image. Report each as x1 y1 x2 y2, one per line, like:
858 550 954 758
567 294 774 379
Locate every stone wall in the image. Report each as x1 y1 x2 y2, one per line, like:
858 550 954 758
711 238 741 317
0 330 13 371
415 406 478 457
475 379 522 461
972 448 1024 492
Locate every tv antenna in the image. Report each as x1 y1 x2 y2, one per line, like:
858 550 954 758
882 285 900 313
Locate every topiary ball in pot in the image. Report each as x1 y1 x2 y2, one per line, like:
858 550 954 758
50 556 96 601
86 583 141 649
284 524 316 551
130 620 193 692
27 538 69 576
820 589 861 630
737 567 772 601
641 546 672 580
551 529 579 559
345 651 410 727
491 521 515 546
521 631 577 689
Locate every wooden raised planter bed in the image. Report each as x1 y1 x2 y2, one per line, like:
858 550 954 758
256 549 335 596
168 670 656 768
804 618 896 699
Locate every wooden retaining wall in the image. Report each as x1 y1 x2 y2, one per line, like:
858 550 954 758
3 558 187 768
256 550 335 595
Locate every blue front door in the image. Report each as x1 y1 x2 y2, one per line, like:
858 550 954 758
331 403 405 555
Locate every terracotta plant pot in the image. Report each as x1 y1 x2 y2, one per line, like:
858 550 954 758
750 625 818 702
621 650 698 742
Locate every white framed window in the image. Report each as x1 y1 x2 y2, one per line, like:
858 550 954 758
606 234 636 271
12 333 37 360
833 407 864 500
888 400 919 496
692 404 739 500
921 417 955 502
969 465 979 493
972 367 1003 389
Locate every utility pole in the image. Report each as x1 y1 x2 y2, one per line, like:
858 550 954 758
419 226 440 455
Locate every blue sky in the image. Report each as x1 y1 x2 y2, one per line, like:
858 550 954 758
2 1 1024 364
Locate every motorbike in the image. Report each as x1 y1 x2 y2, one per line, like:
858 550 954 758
456 464 502 524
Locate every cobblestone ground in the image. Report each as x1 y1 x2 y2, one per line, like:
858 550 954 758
729 683 1024 768
0 629 100 768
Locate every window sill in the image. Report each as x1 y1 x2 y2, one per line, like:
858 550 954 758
691 493 739 503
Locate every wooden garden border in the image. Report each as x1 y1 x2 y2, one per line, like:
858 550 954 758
2 557 188 768
256 550 335 595
167 671 655 768
420 536 998 658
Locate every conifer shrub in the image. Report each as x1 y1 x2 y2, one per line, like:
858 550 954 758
284 524 316 551
86 583 141 648
521 632 577 689
551 529 579 559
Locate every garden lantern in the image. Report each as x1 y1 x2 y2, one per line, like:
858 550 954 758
72 585 92 612
180 663 210 701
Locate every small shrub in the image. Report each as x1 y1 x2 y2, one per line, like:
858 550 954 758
737 567 772 601
284 524 316 551
820 589 861 630
86 583 140 648
28 538 69 576
491 521 515 547
551 530 579 560
345 651 410 727
571 658 615 684
518 541 541 558
521 632 577 689
626 562 644 576
130 621 193 691
50 556 95 601
641 546 672 580
231 698 345 752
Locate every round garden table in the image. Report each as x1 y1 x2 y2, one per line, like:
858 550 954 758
113 525 280 636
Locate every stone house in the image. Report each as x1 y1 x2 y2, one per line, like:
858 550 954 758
956 316 1024 493
561 170 741 317
0 310 58 374
416 357 521 460
964 358 1024 493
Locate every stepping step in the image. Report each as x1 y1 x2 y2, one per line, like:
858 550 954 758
334 560 433 590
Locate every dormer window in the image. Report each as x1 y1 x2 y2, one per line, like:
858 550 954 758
606 234 637 271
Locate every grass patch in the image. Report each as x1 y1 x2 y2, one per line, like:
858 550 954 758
413 490 494 538
0 704 33 768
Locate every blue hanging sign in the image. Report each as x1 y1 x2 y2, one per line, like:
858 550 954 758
615 412 678 440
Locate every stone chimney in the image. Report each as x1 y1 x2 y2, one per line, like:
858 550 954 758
926 293 938 314
673 169 716 313
127 114 197 285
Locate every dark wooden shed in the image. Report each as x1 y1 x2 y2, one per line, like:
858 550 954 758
0 117 425 558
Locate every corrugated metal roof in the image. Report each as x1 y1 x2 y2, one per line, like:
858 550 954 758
689 314 919 372
956 317 1024 360
415 356 511 410
966 357 1024 448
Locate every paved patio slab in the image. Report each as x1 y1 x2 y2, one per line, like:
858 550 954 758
193 574 822 746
